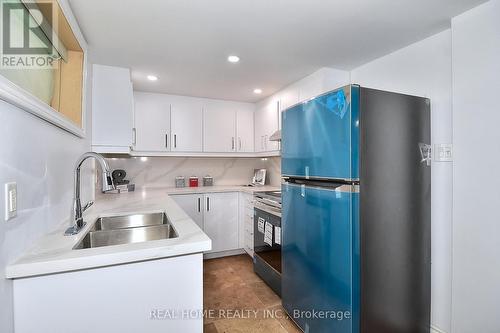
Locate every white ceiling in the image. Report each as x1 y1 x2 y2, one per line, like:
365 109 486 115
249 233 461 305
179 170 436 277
68 0 485 102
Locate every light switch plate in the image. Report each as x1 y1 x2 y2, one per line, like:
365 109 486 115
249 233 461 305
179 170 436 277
5 182 17 221
435 144 453 162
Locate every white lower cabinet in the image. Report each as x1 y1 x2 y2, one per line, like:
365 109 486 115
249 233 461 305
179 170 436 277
204 192 238 253
239 192 255 257
171 192 239 254
171 193 204 229
13 254 203 333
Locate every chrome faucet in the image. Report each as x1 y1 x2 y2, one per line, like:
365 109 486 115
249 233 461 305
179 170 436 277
65 152 115 236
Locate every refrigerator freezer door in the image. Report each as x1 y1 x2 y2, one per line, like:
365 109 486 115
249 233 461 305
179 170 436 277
281 86 360 181
282 182 360 333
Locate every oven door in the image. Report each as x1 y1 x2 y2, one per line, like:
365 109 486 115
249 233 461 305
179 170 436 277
253 203 282 296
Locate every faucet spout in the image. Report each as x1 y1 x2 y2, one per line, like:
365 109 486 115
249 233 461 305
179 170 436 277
65 152 115 236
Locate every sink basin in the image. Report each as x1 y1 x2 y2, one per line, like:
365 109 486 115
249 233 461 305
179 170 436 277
92 212 168 231
74 213 178 249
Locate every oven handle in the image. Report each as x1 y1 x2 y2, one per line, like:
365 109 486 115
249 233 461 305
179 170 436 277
254 202 281 218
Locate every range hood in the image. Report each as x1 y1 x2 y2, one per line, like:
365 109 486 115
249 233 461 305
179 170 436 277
269 130 281 141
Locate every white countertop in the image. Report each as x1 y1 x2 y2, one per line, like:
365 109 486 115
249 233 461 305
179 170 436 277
5 185 279 279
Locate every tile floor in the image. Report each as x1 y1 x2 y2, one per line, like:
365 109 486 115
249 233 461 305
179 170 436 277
203 254 301 333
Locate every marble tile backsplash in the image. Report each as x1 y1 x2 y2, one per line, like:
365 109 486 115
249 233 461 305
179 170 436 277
105 156 281 189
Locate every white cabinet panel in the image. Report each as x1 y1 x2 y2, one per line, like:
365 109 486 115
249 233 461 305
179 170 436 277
92 64 134 149
239 192 254 257
13 254 203 333
254 106 265 153
171 99 203 152
265 100 280 151
203 103 236 152
204 192 239 253
133 92 171 152
171 194 204 229
236 109 254 152
172 192 239 254
255 99 280 152
280 87 300 111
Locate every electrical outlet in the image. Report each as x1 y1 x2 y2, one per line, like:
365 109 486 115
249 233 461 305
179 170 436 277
435 144 453 162
5 182 17 221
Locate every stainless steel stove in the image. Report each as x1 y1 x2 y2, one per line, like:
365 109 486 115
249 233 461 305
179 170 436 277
253 190 282 297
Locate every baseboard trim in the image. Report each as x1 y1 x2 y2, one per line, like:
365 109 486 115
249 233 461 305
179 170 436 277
431 325 448 333
203 248 245 259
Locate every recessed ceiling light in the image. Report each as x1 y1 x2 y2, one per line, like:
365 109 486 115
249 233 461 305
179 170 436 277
147 75 158 81
227 55 240 63
253 88 262 94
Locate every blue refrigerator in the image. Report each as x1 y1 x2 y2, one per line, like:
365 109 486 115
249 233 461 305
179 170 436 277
281 85 431 333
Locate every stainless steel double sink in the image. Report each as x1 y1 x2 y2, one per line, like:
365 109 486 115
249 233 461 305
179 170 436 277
74 213 178 250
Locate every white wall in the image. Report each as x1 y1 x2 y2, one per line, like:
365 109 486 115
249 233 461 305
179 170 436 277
451 1 500 332
0 67 93 333
351 30 453 333
0 104 94 333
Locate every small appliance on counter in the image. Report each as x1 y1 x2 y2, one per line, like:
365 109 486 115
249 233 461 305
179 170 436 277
189 176 199 187
253 190 282 297
203 175 213 186
246 169 266 186
110 169 135 193
175 176 186 188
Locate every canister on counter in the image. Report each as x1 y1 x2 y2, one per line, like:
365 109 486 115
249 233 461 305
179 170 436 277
203 175 213 186
189 176 199 187
175 176 186 188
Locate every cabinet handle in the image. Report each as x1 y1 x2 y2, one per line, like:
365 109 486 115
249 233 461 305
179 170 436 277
206 197 210 212
132 128 137 145
198 197 201 212
174 134 177 148
165 133 168 148
261 136 264 150
232 137 235 151
265 135 268 150
238 137 242 151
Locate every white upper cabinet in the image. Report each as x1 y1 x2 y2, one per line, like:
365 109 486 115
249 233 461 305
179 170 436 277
236 109 254 152
203 101 255 153
203 102 236 152
133 92 171 152
170 97 203 152
126 92 256 155
255 98 279 152
92 64 134 152
279 87 300 111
